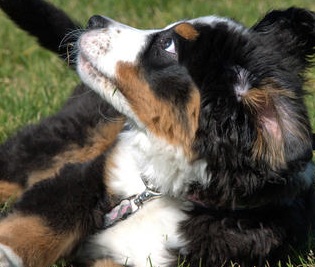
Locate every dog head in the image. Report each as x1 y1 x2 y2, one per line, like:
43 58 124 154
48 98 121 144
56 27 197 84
76 8 314 207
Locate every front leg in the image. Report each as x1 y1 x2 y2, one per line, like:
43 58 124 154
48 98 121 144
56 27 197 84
0 84 124 204
0 153 112 267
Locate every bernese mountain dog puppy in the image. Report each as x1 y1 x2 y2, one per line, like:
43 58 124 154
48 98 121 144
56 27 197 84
0 1 315 266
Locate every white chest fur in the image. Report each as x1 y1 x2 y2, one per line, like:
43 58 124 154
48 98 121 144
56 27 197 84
83 198 189 267
109 128 198 198
77 127 197 266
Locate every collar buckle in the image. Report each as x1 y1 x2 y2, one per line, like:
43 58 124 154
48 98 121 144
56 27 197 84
103 186 162 228
134 188 162 207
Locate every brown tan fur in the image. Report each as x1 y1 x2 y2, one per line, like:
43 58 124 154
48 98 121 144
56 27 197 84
0 182 23 203
103 147 120 199
0 118 124 203
27 120 124 187
116 62 200 159
241 81 307 169
0 214 81 267
243 86 285 168
0 120 124 205
174 23 199 41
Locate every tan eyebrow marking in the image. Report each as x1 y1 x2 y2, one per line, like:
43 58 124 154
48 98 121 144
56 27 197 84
174 23 199 41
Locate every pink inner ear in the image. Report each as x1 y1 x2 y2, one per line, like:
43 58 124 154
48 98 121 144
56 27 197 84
261 116 281 140
242 86 287 168
260 107 282 141
242 81 310 169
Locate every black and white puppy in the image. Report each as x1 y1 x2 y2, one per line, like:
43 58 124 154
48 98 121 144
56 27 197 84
0 1 314 267
75 11 315 267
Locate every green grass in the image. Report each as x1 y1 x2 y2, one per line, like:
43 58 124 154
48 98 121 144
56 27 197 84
1 0 315 142
1 0 315 266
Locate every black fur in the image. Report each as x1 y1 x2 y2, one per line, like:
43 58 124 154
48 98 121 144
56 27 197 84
0 0 80 64
252 7 315 63
0 1 315 267
15 154 107 232
0 85 120 187
183 19 313 206
181 192 315 267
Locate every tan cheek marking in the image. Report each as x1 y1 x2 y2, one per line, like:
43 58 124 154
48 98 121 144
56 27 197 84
174 23 199 41
0 182 23 203
0 214 81 267
116 62 200 158
27 119 124 187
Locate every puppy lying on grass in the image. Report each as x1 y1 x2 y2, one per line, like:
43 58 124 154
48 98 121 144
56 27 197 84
0 1 315 266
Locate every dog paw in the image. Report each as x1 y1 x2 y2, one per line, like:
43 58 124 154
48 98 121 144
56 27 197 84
0 244 23 267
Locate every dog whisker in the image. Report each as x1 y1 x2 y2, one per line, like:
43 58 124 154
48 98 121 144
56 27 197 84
98 106 124 123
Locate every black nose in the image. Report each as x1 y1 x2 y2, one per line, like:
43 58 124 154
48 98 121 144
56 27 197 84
86 15 111 29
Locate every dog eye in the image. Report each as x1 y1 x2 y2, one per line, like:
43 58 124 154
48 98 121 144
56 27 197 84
162 38 176 54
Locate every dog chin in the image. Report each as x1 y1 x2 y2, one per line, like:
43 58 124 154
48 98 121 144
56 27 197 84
77 53 141 126
77 53 118 99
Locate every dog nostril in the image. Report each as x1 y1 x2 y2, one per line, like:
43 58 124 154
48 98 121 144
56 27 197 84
87 15 111 29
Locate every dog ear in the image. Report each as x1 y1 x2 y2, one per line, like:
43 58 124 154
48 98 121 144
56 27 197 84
252 7 315 67
242 81 313 170
249 8 314 170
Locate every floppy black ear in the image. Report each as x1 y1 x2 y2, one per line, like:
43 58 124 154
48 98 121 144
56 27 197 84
252 7 315 66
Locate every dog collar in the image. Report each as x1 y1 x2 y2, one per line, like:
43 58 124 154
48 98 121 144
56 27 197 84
104 175 162 228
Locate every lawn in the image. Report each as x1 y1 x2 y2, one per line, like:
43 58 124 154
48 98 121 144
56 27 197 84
1 0 315 266
1 0 315 142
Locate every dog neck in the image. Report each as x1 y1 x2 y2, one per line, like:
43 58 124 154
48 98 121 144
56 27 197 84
103 177 163 228
107 124 200 199
101 124 200 228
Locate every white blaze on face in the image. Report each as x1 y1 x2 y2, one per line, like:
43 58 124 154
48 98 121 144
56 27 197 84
76 18 158 116
78 24 154 77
